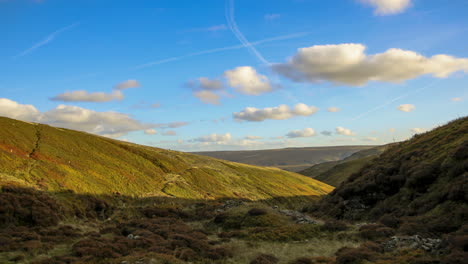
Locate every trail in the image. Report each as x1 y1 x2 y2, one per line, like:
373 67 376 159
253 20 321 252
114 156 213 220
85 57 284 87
27 125 42 179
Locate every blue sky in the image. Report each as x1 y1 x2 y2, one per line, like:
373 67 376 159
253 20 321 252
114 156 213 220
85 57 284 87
1 0 467 151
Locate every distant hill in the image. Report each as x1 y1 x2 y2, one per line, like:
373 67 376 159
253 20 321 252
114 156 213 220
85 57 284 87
298 145 390 186
310 117 468 237
0 117 332 200
193 145 377 172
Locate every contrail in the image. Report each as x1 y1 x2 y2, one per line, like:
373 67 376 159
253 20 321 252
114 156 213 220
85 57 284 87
349 79 441 121
225 0 270 65
133 32 309 70
14 22 80 58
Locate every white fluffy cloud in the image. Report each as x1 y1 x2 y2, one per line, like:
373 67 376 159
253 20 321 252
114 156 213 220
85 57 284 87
363 136 378 142
273 43 468 86
144 129 157 135
336 126 355 136
51 79 140 103
114 80 140 90
193 133 232 143
40 105 152 138
397 104 416 112
244 135 263 140
359 0 412 15
51 90 124 102
286 128 316 138
411 128 427 134
0 98 41 122
224 66 273 95
327 107 341 112
193 90 221 105
0 98 154 138
233 103 318 122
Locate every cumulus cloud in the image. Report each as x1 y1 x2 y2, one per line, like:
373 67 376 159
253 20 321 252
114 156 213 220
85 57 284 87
0 98 41 122
245 135 263 140
188 77 223 90
389 128 396 133
51 90 124 102
451 97 463 102
397 104 416 112
51 79 140 103
193 90 221 105
163 130 177 136
273 43 468 86
359 0 412 15
40 105 152 138
327 107 341 112
144 129 157 135
114 80 140 90
233 103 318 122
363 136 378 142
336 126 355 136
411 127 427 133
224 66 273 95
193 133 232 143
0 98 155 138
321 130 333 136
286 128 316 138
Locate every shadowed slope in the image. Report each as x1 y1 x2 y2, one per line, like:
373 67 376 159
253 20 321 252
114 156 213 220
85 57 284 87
310 117 468 236
299 145 390 186
0 117 332 200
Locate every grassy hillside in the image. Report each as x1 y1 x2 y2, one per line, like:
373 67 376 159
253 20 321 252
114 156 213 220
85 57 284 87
310 117 468 237
0 117 332 200
299 145 389 186
194 145 377 172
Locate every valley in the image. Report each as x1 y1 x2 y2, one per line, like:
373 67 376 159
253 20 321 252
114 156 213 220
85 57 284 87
0 117 466 264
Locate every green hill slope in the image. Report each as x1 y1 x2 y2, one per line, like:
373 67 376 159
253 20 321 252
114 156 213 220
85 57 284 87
193 145 376 172
311 117 468 236
0 117 332 200
299 145 389 186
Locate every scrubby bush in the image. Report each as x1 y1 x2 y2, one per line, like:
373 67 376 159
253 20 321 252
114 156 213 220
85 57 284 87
248 208 268 216
289 256 334 264
0 186 62 227
322 220 349 232
250 253 279 264
358 224 395 240
335 246 376 264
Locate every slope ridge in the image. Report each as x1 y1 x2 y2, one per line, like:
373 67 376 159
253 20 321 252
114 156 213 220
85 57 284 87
299 145 389 186
0 117 332 200
311 117 468 236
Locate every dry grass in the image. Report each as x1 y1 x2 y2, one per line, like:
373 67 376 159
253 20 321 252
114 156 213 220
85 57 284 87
223 238 359 264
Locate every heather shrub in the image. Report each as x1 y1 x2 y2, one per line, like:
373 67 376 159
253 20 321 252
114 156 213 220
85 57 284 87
289 256 334 264
359 224 395 240
322 220 349 232
250 253 279 264
335 246 377 264
248 208 268 216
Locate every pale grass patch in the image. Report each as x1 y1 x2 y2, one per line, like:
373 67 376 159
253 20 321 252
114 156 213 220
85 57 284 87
223 238 359 264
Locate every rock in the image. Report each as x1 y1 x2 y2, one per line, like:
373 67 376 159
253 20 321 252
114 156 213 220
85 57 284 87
383 235 442 253
278 209 319 224
127 234 135 239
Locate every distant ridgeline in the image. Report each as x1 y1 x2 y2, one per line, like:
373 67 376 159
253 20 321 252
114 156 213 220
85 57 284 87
0 116 332 201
